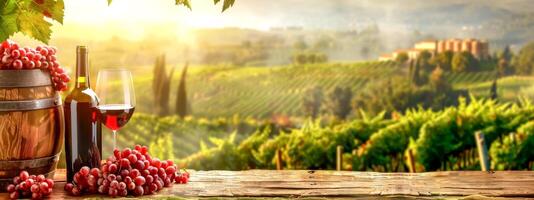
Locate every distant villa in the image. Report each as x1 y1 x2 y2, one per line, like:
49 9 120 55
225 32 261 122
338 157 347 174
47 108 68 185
379 38 489 61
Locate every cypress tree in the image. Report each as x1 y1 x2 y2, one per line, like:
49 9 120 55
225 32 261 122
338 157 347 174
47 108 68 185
152 54 174 116
408 59 414 85
412 58 421 86
176 63 189 118
490 75 498 100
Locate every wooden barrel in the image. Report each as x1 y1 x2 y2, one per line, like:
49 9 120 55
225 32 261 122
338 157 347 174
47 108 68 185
0 69 64 191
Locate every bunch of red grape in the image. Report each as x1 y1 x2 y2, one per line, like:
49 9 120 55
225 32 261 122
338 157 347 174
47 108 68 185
0 40 70 91
5 171 55 199
64 145 189 197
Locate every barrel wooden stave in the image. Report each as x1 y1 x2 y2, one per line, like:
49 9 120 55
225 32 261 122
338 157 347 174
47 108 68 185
0 69 64 192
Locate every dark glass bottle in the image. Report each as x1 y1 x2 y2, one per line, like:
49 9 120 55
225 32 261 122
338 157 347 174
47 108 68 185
64 46 102 182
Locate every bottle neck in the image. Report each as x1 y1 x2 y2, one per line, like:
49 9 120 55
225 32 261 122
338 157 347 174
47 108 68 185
75 48 90 88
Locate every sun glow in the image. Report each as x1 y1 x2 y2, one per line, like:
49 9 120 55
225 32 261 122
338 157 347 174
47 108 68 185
53 0 237 41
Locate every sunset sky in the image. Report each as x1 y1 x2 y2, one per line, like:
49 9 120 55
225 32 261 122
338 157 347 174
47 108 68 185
45 0 533 41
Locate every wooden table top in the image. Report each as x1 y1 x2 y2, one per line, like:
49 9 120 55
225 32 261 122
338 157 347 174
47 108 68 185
1 169 534 199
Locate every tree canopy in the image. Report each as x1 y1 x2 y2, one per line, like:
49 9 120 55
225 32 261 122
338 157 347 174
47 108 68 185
513 42 534 75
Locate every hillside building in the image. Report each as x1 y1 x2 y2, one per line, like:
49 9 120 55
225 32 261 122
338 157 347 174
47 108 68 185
380 38 489 61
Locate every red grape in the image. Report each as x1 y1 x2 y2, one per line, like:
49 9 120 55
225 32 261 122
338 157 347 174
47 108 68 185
151 158 161 168
108 164 118 173
134 176 146 186
121 148 132 158
13 59 22 69
140 146 148 155
9 192 19 199
127 154 138 163
1 40 11 49
120 158 130 168
39 48 48 56
135 160 145 170
108 188 118 197
97 185 107 194
110 180 119 189
13 177 21 185
19 171 29 181
39 182 49 192
90 168 100 177
64 183 74 191
130 169 140 178
145 175 154 185
133 185 144 196
6 184 16 193
165 166 176 174
30 184 40 193
80 166 90 176
118 188 128 197
45 178 54 188
41 61 49 69
107 174 117 182
10 49 20 58
118 182 126 190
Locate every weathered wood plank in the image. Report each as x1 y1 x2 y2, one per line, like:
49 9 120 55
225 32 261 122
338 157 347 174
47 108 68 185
1 169 533 199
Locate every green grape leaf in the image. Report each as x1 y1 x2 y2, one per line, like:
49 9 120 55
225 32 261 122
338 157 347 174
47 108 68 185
0 0 19 41
29 0 64 24
175 0 192 10
0 14 18 42
17 10 52 43
107 0 112 5
222 0 235 12
214 0 220 4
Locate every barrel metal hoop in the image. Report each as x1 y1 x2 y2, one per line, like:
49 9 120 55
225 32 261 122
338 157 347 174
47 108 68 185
0 153 60 170
0 94 62 111
0 69 52 87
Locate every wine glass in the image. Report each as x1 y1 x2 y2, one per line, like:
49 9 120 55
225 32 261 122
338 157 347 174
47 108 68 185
95 69 136 150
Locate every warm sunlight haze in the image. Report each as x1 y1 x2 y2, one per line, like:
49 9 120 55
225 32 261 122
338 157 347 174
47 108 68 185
1 0 534 199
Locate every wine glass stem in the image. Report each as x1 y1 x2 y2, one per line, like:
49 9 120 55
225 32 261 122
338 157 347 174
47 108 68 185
112 130 117 150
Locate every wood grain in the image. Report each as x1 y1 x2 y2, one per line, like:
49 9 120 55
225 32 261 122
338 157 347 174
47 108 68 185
4 169 530 199
0 71 64 191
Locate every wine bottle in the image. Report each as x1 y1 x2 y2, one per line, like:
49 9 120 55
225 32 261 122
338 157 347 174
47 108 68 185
64 46 102 182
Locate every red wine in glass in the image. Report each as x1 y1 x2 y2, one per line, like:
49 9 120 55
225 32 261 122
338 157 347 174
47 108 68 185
95 69 136 150
98 104 135 131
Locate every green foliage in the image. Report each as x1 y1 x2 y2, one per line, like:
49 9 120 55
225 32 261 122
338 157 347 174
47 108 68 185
291 52 328 65
429 66 447 91
410 109 459 171
0 0 64 43
180 97 534 171
452 51 477 73
352 76 465 117
490 121 534 170
176 63 189 117
513 41 534 75
418 50 433 72
135 61 499 118
149 131 175 161
301 86 323 119
325 86 352 120
153 55 175 116
411 58 426 86
357 109 435 171
237 126 272 168
499 45 514 63
433 50 454 71
182 132 247 170
395 52 408 64
112 113 262 160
